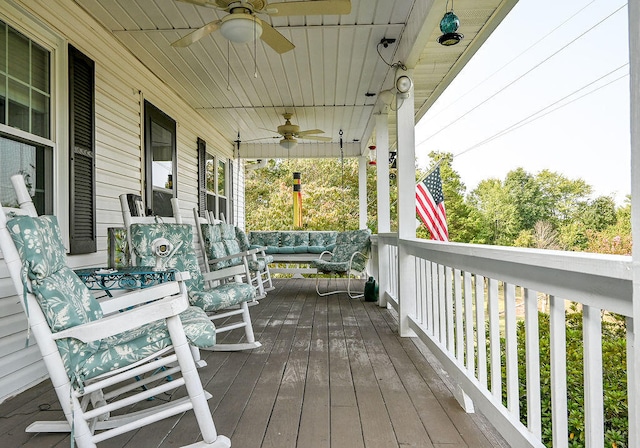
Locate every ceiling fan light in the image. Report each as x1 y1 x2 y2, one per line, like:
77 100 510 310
220 14 263 43
280 138 298 151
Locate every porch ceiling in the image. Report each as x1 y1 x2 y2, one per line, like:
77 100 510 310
74 0 516 159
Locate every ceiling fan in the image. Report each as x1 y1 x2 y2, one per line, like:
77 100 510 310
172 0 352 54
271 112 332 148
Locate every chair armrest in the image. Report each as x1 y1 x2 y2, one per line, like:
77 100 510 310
348 251 369 270
318 250 333 260
98 272 191 315
52 292 189 343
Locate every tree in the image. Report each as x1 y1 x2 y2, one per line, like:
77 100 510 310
421 152 484 243
245 158 368 231
468 178 520 245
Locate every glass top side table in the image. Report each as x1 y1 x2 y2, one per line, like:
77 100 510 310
74 266 176 296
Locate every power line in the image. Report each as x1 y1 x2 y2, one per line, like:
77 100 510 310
453 64 629 159
424 0 599 119
416 2 628 150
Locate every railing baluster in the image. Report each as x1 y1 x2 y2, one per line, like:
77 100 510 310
439 264 446 344
446 266 454 353
476 275 487 387
455 268 464 364
504 282 519 418
464 271 475 375
418 259 429 326
550 295 568 448
425 259 432 335
524 288 541 439
627 316 636 448
583 305 604 447
432 261 440 342
488 278 501 400
413 258 425 325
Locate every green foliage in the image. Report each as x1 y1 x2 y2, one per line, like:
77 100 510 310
503 310 628 448
245 153 632 253
245 158 380 231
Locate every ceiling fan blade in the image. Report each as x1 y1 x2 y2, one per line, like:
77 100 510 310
176 0 216 5
299 135 332 142
268 0 351 17
257 18 295 54
171 19 221 47
296 129 325 136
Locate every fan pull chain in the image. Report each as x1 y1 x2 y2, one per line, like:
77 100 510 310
254 18 258 78
227 40 231 91
339 129 345 231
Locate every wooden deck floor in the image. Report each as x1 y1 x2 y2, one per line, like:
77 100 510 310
0 278 507 448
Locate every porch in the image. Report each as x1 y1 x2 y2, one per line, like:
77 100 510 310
0 278 506 448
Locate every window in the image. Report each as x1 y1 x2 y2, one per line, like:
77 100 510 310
0 20 52 215
0 136 52 213
197 138 231 222
0 20 50 138
144 101 176 217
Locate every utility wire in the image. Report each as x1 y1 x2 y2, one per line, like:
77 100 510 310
416 2 628 149
453 64 629 159
425 0 599 119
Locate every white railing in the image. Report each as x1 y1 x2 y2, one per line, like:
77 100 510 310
376 234 634 448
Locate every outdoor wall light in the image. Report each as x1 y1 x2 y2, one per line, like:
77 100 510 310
438 2 464 46
395 75 413 99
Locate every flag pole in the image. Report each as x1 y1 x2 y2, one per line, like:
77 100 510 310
416 158 444 185
390 158 444 209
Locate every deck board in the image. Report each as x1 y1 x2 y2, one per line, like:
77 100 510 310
0 278 507 448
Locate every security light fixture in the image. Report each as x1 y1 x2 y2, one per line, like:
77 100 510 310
395 75 413 99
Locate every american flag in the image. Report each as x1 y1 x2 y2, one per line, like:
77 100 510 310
416 165 449 241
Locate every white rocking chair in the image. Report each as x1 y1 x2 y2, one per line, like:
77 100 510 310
191 208 274 297
1 175 230 448
120 195 261 351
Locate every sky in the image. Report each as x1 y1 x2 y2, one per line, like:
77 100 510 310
415 0 631 204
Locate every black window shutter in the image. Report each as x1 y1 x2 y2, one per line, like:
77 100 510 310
197 138 207 215
69 45 96 254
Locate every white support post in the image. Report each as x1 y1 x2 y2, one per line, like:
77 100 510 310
376 112 391 308
629 0 640 441
358 155 368 229
396 68 417 337
375 113 391 233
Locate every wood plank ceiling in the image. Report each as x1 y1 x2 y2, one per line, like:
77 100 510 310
74 0 516 159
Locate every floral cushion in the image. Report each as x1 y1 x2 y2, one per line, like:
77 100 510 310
67 305 216 383
308 231 338 248
129 223 255 311
8 216 103 332
249 231 280 253
200 224 231 270
188 282 254 312
235 228 251 252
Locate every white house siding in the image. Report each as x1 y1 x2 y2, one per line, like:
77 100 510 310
0 0 238 403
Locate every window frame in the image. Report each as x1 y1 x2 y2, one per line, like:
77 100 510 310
0 7 68 246
197 138 232 223
143 100 176 217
